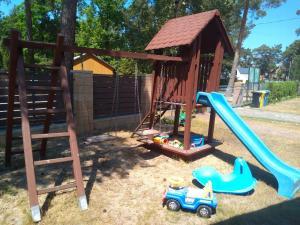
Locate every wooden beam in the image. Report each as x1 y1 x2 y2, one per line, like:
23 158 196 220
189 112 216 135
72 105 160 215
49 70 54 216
206 39 224 92
34 156 73 166
208 108 216 142
31 132 69 139
3 38 186 62
183 36 201 150
58 62 86 199
5 30 20 166
149 55 161 128
173 105 181 136
37 182 76 195
16 45 39 208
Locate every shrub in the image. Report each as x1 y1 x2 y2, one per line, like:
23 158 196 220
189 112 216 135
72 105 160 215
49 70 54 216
265 81 299 103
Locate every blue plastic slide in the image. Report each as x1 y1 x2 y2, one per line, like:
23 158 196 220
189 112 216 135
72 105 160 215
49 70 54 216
196 92 300 198
193 158 257 194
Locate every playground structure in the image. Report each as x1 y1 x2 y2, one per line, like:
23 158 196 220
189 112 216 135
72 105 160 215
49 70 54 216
3 9 300 222
2 10 231 221
132 10 233 158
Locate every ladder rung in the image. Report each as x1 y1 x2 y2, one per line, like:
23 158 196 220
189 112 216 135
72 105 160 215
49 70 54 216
37 182 77 195
34 156 73 166
28 108 65 115
27 86 62 91
24 63 60 70
31 132 69 139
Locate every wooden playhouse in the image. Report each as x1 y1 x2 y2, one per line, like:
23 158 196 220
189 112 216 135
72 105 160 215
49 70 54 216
132 10 234 159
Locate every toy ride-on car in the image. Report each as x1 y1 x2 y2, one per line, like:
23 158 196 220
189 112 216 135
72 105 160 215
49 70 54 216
162 177 217 218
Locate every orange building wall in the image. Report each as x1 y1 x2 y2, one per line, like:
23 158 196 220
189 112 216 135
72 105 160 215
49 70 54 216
73 57 114 75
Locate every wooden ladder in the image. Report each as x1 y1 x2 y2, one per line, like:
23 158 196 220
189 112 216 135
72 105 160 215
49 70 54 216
5 30 87 222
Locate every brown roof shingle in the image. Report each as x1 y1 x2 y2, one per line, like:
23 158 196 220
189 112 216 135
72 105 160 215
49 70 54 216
146 9 223 51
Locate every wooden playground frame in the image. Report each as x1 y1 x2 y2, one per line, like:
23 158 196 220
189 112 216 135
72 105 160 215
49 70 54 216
3 9 233 221
3 29 186 221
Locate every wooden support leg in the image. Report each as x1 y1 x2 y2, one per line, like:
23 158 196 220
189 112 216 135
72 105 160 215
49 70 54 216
183 37 201 150
183 105 192 150
5 30 19 166
208 108 216 143
17 50 41 222
173 105 180 136
59 63 87 210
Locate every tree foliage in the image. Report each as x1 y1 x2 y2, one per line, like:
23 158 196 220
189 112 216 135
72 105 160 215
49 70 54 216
0 0 292 76
252 44 282 77
283 40 300 80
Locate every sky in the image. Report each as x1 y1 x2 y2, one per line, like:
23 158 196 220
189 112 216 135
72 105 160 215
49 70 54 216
243 0 299 50
0 0 299 51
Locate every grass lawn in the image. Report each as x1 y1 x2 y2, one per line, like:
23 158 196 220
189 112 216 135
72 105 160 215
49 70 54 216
262 97 300 115
0 100 300 225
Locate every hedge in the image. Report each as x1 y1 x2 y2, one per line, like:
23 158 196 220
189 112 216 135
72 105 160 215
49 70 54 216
265 81 299 103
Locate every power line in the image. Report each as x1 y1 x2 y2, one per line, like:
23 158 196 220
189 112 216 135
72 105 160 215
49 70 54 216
255 17 300 26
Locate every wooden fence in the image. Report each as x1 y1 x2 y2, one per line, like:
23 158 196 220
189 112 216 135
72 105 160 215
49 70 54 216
0 69 65 128
0 71 153 128
93 74 148 118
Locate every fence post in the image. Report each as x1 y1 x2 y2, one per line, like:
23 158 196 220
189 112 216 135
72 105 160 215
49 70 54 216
140 74 153 117
72 70 93 135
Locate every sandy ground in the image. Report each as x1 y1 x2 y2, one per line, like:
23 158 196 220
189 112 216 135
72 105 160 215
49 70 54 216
1 106 300 225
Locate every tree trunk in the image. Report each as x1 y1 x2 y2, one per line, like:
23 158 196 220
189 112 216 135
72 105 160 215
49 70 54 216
60 0 78 73
24 0 34 64
226 0 249 95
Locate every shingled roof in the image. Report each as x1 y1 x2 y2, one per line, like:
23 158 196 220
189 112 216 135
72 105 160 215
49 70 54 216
145 9 233 54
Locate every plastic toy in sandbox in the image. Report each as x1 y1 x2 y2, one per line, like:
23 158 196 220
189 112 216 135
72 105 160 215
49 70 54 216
152 133 205 150
192 158 257 194
179 110 186 126
162 176 217 218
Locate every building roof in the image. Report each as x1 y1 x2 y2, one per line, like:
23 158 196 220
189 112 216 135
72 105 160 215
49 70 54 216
238 67 249 74
145 9 233 54
73 53 115 72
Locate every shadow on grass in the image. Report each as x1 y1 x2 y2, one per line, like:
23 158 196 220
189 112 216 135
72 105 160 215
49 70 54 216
213 197 300 225
212 148 278 191
77 134 159 204
0 132 154 214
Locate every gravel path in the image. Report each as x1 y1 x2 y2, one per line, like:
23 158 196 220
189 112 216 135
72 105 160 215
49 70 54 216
235 107 300 123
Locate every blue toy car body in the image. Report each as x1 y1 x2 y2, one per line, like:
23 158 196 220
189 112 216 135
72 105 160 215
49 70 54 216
162 182 217 218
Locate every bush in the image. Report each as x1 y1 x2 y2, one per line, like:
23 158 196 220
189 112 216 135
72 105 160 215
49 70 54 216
265 81 299 103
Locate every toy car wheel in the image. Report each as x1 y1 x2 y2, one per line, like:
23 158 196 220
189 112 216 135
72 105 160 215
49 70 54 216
166 199 180 211
197 205 212 218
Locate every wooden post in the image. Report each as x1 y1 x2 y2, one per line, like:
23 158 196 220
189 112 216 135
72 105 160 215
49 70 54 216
183 36 201 150
206 39 224 92
59 62 87 210
208 108 216 142
173 105 180 136
140 75 152 118
73 70 93 135
5 30 19 166
206 39 224 143
149 62 160 128
16 43 41 221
